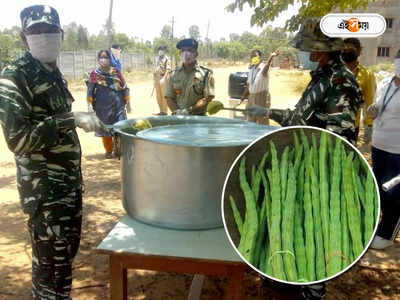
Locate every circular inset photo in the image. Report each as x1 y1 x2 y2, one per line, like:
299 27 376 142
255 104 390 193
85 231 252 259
222 126 380 285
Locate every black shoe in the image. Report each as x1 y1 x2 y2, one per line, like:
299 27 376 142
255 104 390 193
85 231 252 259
301 284 326 300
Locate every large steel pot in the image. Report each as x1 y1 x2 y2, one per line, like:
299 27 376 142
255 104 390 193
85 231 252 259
114 116 276 230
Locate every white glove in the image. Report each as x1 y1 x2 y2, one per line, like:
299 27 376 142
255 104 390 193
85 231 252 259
87 102 94 113
367 103 379 120
246 105 270 117
175 108 190 115
73 112 107 133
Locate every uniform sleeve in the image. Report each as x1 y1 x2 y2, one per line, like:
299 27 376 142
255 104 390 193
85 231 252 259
318 77 363 142
0 76 75 156
363 70 377 125
269 80 319 126
269 108 293 125
165 73 176 101
204 71 215 99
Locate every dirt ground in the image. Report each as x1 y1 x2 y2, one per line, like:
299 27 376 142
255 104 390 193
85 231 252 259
0 66 399 300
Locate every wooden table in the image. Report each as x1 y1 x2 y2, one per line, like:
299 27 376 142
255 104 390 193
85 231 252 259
97 215 247 300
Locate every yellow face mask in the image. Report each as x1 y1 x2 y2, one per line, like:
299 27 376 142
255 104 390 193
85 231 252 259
251 56 260 65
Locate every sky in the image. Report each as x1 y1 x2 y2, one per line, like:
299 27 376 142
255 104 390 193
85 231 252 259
0 0 300 41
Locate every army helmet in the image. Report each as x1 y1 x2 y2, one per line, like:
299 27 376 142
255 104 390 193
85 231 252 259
290 18 345 52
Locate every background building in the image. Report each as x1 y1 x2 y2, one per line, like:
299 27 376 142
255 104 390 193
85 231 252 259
354 0 400 65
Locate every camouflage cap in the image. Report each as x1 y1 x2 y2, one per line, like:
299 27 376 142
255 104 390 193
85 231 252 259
290 18 345 52
20 5 61 30
176 38 198 50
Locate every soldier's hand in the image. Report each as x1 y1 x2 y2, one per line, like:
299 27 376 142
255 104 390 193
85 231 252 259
197 98 210 107
367 103 379 119
175 108 190 115
246 105 270 117
73 112 107 133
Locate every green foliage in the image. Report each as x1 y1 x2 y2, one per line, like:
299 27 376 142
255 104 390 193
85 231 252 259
215 41 231 59
0 18 299 69
188 25 201 40
160 25 172 40
226 0 376 31
0 26 24 68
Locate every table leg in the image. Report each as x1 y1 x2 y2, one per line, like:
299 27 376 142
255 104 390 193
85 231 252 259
224 266 246 300
110 255 128 300
188 274 205 300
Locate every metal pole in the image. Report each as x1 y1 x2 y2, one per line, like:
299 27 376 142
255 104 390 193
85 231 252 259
170 16 175 69
206 20 210 58
107 0 114 49
82 51 86 75
73 51 77 80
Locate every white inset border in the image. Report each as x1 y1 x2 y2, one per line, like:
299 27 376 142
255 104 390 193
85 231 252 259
221 126 381 285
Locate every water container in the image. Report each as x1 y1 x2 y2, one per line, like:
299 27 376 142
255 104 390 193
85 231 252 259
228 72 248 99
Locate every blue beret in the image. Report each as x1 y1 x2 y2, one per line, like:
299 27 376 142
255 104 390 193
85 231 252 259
20 5 60 30
176 38 198 50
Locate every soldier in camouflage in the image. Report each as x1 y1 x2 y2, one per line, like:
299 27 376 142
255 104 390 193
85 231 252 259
165 38 215 115
0 5 105 299
247 18 363 145
251 18 363 300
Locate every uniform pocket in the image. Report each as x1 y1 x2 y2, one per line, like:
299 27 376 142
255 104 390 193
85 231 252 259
16 155 49 217
192 77 203 96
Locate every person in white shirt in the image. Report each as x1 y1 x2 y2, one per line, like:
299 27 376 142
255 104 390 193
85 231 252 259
368 49 400 250
240 49 279 124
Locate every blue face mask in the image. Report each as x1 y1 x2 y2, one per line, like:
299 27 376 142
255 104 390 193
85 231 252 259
297 51 319 71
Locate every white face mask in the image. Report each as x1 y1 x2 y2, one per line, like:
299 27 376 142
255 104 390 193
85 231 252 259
394 58 400 77
158 50 165 56
26 33 62 64
181 51 196 64
297 51 319 71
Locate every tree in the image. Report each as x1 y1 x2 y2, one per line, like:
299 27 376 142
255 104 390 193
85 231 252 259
112 33 132 49
160 25 172 39
88 31 107 50
62 22 79 50
239 31 258 51
229 41 247 61
215 41 230 59
77 25 89 49
0 33 18 68
188 25 201 41
226 0 375 31
2 26 24 50
229 33 240 42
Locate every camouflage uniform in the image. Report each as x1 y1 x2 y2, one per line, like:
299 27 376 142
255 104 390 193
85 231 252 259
0 5 82 299
165 63 215 115
270 18 363 145
270 59 363 144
